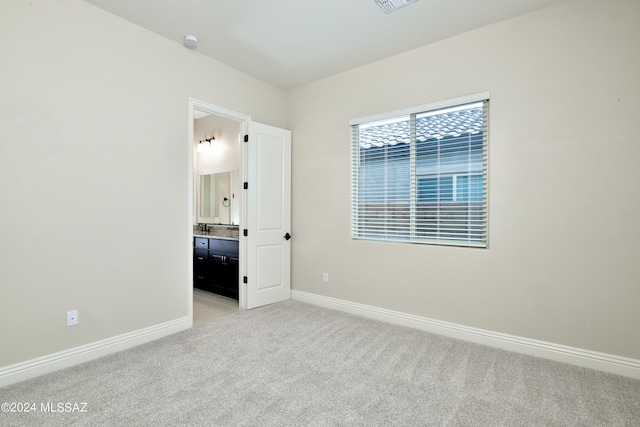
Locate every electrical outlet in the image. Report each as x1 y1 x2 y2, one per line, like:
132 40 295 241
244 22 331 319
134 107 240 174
322 272 329 283
66 310 78 327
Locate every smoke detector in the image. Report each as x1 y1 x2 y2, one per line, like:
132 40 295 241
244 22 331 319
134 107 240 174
376 0 417 14
184 35 198 48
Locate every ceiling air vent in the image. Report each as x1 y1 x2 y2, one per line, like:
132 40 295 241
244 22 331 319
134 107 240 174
376 0 417 14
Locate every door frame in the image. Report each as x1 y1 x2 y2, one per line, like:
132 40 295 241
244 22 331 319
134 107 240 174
187 98 251 325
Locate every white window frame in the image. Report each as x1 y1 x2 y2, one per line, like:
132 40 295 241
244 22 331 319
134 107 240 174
350 92 490 248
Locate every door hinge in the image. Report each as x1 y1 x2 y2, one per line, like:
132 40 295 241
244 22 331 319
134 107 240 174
243 229 248 237
243 276 248 284
244 182 248 190
244 135 249 142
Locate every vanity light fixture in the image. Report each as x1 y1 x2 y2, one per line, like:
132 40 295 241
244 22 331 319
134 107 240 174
197 136 215 152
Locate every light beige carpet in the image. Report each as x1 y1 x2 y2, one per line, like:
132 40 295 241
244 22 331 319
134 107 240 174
1 300 639 426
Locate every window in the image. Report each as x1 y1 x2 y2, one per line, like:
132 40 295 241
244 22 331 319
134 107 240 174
350 93 489 247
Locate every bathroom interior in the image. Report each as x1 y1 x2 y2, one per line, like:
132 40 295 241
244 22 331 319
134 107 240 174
192 111 242 323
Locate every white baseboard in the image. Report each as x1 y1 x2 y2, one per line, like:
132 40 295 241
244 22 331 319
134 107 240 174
0 317 190 388
291 290 640 379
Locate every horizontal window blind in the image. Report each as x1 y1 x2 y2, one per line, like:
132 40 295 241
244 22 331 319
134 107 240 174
351 97 489 247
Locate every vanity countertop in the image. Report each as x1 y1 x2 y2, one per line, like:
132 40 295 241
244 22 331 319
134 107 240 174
194 225 239 241
194 233 238 241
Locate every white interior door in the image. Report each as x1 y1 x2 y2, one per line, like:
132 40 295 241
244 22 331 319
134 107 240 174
244 122 291 309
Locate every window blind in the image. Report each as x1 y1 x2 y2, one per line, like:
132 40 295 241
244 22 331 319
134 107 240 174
351 96 489 248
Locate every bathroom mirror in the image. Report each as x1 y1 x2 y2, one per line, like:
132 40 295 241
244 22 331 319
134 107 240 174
198 170 240 225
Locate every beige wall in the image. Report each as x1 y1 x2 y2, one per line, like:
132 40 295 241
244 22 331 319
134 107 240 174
286 0 640 359
0 0 284 367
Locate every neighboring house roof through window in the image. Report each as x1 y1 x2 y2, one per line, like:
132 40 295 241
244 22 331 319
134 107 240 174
359 106 484 148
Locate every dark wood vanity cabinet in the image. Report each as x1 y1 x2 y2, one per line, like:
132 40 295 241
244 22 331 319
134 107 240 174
193 237 239 300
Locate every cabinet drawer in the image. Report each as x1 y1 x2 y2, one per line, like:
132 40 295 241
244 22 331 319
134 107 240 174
208 239 239 256
194 249 208 262
194 237 209 249
193 274 209 291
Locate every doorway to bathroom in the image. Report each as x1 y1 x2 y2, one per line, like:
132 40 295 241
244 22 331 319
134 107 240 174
187 98 291 325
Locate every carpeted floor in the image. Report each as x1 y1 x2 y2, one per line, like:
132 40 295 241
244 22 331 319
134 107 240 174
1 300 639 426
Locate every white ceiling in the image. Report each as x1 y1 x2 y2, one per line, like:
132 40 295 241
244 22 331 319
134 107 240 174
84 0 567 90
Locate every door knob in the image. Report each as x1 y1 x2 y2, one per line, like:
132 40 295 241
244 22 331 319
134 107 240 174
284 232 292 240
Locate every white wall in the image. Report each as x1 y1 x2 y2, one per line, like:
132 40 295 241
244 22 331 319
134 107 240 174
194 115 241 224
195 115 241 176
0 0 284 368
286 0 640 359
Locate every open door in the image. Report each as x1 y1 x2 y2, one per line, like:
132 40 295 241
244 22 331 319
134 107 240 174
244 122 291 309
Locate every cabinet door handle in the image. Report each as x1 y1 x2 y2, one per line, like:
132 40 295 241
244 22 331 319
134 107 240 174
221 255 228 266
284 232 292 240
197 257 204 260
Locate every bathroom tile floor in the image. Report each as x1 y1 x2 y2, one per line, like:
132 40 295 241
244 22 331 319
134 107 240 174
193 288 239 325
